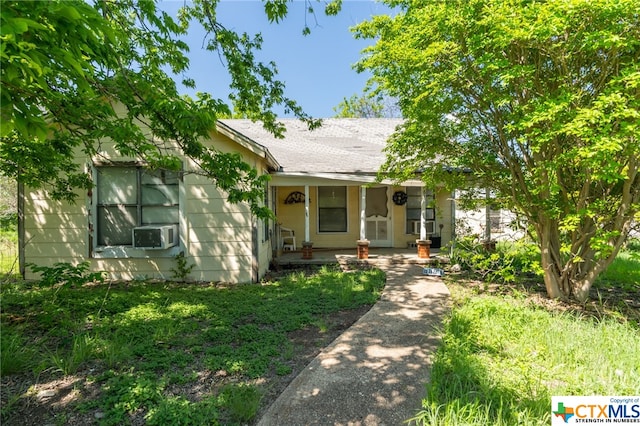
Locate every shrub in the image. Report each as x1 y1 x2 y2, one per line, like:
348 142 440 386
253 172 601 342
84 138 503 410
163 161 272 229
451 237 541 283
27 261 104 288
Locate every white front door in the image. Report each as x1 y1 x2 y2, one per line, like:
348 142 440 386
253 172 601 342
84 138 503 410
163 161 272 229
365 186 392 247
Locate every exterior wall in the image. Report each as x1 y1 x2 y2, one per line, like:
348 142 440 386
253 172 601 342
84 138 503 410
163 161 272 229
23 129 272 283
182 171 254 283
275 185 307 244
391 187 453 249
455 207 525 241
454 189 525 241
23 188 89 270
276 186 364 249
434 190 454 247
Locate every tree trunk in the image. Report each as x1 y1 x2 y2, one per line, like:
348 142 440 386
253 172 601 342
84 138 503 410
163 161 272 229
537 214 628 302
540 243 565 300
538 220 566 300
572 279 592 304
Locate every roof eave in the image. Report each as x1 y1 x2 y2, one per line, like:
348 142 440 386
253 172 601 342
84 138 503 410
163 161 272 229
215 120 281 171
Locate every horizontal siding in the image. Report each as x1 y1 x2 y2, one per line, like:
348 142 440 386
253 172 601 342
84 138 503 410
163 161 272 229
187 226 252 243
187 212 250 228
187 241 251 257
184 199 250 215
93 258 176 281
24 242 86 258
25 228 86 244
189 255 252 283
22 127 271 284
25 214 87 229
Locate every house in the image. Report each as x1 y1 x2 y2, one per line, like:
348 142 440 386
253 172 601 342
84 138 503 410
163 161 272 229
19 118 455 283
453 189 527 242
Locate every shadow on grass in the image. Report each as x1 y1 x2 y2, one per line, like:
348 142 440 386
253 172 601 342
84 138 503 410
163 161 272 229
0 266 385 425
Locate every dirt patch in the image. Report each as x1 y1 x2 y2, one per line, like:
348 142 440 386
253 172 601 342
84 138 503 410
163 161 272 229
1 305 372 425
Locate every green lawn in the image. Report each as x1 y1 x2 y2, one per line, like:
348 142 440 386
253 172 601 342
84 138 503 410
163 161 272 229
0 266 385 425
2 232 638 425
410 266 640 425
596 249 640 291
0 227 17 274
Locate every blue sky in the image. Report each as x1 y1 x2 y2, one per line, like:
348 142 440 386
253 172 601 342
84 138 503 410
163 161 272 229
161 1 392 118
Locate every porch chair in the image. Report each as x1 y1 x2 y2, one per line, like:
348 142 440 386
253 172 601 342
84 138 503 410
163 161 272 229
280 227 296 251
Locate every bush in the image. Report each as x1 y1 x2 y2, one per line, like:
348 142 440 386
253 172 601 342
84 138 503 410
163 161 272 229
27 261 104 288
625 237 640 256
451 237 542 283
0 213 16 231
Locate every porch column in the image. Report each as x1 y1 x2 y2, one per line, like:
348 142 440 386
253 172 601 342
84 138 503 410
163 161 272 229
360 186 366 240
420 186 427 240
416 186 431 259
357 185 370 259
304 185 310 242
302 185 313 259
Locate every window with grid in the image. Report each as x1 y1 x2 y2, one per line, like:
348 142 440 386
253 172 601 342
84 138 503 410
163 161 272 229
96 166 179 246
489 207 502 232
406 187 434 234
318 186 347 232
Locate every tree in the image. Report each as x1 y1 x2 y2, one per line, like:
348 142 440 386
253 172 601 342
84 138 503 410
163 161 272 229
1 0 339 217
333 92 400 118
0 175 16 226
355 0 640 301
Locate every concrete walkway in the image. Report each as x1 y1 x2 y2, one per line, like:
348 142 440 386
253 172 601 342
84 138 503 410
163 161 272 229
256 263 450 426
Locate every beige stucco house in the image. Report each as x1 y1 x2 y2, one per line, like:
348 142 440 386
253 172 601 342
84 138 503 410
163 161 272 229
20 118 454 283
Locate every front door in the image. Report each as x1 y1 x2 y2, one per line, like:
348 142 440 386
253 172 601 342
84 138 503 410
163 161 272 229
365 187 392 247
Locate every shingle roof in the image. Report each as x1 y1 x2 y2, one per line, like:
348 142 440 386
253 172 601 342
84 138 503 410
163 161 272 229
219 118 403 174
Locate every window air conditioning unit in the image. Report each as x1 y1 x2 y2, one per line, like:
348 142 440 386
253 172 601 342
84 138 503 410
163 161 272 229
412 221 435 235
133 225 178 249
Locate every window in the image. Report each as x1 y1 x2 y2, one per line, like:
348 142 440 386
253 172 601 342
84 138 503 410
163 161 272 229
489 207 502 233
318 186 347 232
96 166 180 246
406 187 435 234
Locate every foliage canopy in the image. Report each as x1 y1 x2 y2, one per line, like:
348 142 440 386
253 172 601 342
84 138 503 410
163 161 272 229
355 0 640 301
0 0 339 217
333 92 400 118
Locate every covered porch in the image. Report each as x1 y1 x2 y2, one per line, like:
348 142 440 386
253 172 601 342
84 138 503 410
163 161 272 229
271 179 453 261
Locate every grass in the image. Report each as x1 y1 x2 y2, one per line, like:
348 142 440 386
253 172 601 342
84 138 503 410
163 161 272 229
0 265 386 425
409 241 640 426
410 285 640 426
3 225 638 425
0 226 18 274
596 250 640 291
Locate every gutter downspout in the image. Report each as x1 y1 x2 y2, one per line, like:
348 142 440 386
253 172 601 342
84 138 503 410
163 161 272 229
252 215 259 283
